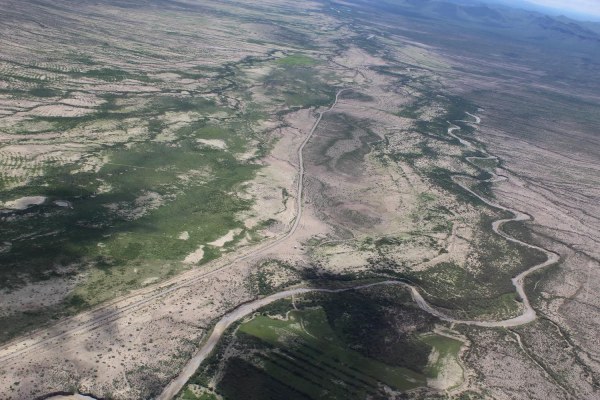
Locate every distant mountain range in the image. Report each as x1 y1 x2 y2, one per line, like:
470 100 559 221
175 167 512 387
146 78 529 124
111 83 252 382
346 0 600 92
470 0 600 22
369 0 600 42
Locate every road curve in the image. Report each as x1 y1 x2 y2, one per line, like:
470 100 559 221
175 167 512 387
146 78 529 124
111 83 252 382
442 116 560 327
9 97 558 399
156 91 349 399
157 280 414 400
157 113 560 399
0 90 348 366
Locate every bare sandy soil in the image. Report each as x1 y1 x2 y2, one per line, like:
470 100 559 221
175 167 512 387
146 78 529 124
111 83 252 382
0 46 453 398
1 0 599 399
1 195 46 210
0 45 539 398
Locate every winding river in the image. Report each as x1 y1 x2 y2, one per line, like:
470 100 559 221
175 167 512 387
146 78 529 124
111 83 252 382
156 107 560 399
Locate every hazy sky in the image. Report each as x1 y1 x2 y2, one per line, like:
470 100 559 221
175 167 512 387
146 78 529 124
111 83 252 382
525 0 600 17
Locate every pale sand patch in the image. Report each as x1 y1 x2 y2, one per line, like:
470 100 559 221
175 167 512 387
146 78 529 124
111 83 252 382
60 93 106 108
183 245 204 264
196 138 227 150
206 111 231 119
135 191 162 206
162 111 201 125
238 109 312 231
142 277 159 286
151 72 182 81
2 196 46 210
426 343 464 390
29 104 95 117
178 231 190 240
0 242 11 253
153 124 183 143
208 229 242 247
103 191 164 221
176 168 212 184
234 138 259 161
89 82 161 93
1 144 73 157
96 180 112 194
316 243 372 270
244 65 273 80
54 200 71 208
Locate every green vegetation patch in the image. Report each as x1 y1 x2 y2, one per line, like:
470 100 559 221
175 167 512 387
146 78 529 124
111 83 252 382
232 308 426 398
185 287 465 399
266 55 335 108
313 289 434 372
421 333 464 383
405 214 547 320
0 92 269 332
276 54 318 67
73 67 151 82
178 386 221 400
28 86 62 98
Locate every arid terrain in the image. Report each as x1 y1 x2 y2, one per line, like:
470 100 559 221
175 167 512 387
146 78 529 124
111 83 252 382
0 0 599 399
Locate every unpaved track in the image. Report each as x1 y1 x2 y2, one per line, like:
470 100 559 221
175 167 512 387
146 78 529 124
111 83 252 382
0 90 348 365
157 115 561 399
157 281 398 400
441 118 560 327
1 93 559 397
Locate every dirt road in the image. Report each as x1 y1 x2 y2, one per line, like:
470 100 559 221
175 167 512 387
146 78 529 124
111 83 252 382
447 118 560 327
159 116 561 399
156 280 418 400
1 100 559 399
157 114 561 395
0 90 348 366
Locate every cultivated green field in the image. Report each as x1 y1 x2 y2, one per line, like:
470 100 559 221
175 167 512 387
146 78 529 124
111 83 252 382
181 288 464 399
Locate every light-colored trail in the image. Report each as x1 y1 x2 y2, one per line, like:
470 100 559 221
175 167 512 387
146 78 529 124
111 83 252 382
465 112 481 124
157 280 400 400
1 89 558 399
156 91 349 399
0 90 347 366
157 113 560 399
289 89 348 234
442 117 560 327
